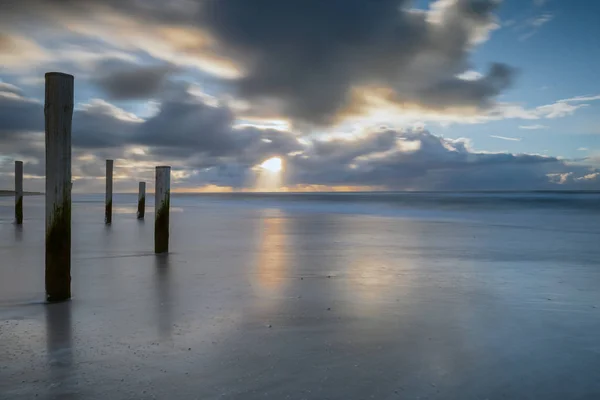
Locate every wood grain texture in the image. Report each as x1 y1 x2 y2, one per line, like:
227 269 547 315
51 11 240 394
15 161 23 224
105 159 113 225
137 181 146 219
45 72 73 302
154 167 170 254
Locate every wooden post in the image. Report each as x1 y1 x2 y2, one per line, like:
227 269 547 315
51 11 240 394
45 72 73 302
154 166 170 254
15 161 23 225
105 159 113 224
137 181 146 219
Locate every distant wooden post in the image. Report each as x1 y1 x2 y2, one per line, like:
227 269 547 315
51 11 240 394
15 161 23 224
137 181 146 219
105 159 113 224
45 72 73 302
154 166 171 254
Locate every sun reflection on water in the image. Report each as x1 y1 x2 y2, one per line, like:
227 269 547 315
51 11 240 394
254 210 288 294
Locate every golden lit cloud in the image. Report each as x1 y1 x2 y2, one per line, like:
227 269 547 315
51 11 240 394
339 86 487 127
63 10 244 79
0 34 50 68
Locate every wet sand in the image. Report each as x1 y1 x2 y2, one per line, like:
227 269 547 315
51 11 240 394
1 194 600 399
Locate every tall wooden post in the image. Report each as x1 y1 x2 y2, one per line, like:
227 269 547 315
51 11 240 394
137 181 146 219
15 161 23 225
105 159 113 224
45 72 73 302
154 166 170 254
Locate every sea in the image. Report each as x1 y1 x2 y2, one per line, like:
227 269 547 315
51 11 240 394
1 192 600 399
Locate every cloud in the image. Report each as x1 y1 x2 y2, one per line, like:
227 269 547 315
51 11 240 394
0 87 46 170
578 147 588 151
531 13 554 28
72 99 142 148
0 89 43 135
416 63 515 110
199 0 513 124
131 90 303 169
286 128 593 191
6 1 592 130
559 95 600 103
519 124 548 130
3 81 600 192
0 33 49 68
0 82 302 184
519 12 554 41
456 70 484 80
509 94 600 121
333 90 596 129
534 101 588 119
490 135 521 141
0 82 24 95
496 95 600 122
93 62 178 100
576 173 600 182
2 0 515 126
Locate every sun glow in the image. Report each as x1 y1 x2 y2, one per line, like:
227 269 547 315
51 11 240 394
260 157 283 173
255 157 284 191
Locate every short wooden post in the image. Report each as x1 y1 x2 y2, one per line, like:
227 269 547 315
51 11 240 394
45 72 73 302
154 166 170 254
137 181 146 219
15 160 23 224
105 159 113 224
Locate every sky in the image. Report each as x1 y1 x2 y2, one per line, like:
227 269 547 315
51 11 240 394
1 0 600 192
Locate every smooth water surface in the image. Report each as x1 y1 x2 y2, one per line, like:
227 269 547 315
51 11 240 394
1 192 600 399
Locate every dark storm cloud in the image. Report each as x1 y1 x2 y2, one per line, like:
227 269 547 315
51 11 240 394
0 82 301 163
134 90 302 166
0 84 136 149
197 0 515 123
0 92 43 135
197 0 418 123
307 131 398 169
420 63 515 109
3 0 515 124
81 92 302 167
0 90 46 175
134 95 236 153
93 61 177 100
72 100 139 148
0 95 140 151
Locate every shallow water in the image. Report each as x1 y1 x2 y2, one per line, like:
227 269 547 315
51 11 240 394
1 192 600 399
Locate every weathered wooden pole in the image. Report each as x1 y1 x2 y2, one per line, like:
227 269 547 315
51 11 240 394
45 72 73 302
105 159 113 224
15 160 23 224
154 166 170 254
137 181 146 219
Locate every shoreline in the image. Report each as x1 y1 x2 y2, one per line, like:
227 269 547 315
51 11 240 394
0 191 43 197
